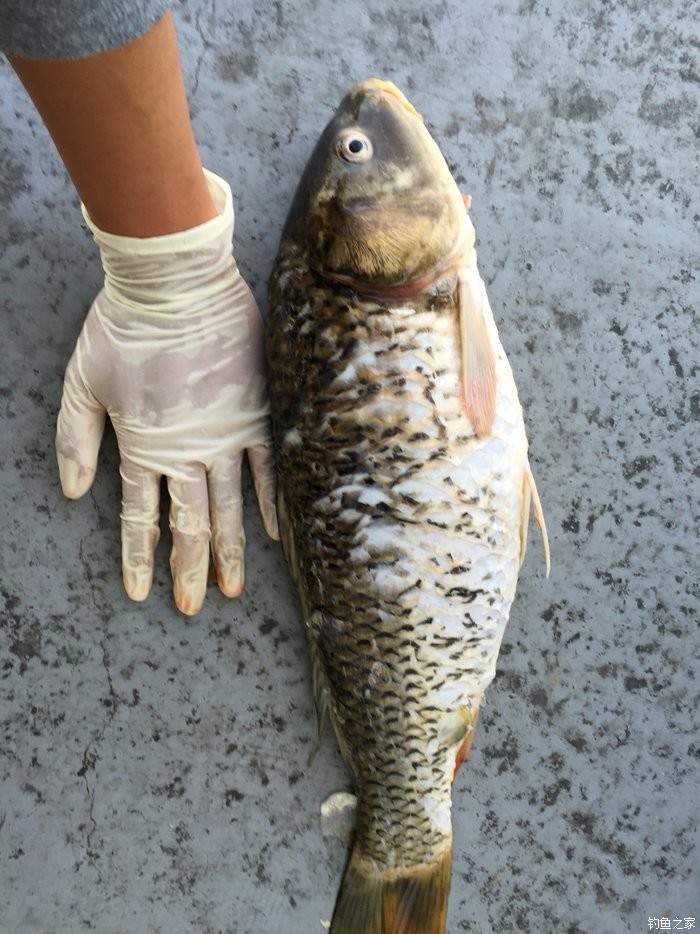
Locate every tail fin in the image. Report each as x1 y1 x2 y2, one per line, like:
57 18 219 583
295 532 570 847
330 845 452 934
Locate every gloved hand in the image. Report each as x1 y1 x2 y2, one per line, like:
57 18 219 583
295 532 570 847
56 170 279 615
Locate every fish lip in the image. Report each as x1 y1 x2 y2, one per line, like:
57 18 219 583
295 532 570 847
351 78 422 121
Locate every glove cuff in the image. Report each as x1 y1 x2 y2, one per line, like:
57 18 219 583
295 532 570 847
81 169 234 256
83 170 245 311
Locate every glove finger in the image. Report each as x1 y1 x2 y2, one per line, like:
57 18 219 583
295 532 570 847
247 442 279 541
168 469 211 616
55 358 106 499
120 459 161 602
207 454 245 598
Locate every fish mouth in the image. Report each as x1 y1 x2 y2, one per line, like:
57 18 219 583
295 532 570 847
352 78 422 121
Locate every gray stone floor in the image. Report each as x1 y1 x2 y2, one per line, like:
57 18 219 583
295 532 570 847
1 1 697 932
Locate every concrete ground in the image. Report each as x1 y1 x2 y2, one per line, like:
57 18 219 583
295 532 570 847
1 1 697 932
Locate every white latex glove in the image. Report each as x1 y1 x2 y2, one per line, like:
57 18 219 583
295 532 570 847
56 170 279 615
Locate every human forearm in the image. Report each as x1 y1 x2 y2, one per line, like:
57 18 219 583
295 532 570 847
8 12 216 237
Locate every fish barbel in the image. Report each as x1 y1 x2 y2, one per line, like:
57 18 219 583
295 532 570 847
266 78 550 934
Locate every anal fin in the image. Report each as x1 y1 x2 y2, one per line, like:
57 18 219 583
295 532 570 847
452 708 479 780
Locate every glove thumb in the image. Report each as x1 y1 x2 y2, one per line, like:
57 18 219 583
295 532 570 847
56 354 106 499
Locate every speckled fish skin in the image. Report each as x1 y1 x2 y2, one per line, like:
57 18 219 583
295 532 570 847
267 79 548 934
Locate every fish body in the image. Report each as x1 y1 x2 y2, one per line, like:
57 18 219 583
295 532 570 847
266 79 549 934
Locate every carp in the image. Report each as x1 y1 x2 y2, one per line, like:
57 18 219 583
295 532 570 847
266 78 549 934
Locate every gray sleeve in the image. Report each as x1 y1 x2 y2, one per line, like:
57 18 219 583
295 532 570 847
0 0 171 59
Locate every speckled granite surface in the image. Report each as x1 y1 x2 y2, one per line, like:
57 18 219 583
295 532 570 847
1 2 697 932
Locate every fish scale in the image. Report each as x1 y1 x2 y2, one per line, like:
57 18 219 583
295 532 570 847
270 255 520 841
267 79 548 933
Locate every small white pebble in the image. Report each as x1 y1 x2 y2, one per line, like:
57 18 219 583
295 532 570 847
320 790 357 842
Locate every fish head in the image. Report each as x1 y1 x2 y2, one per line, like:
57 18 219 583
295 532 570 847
282 78 474 294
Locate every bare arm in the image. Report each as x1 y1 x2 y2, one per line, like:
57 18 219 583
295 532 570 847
8 11 216 237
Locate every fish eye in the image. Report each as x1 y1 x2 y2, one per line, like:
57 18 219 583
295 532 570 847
338 128 373 163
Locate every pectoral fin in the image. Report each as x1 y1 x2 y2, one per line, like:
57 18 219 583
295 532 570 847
520 461 551 576
458 267 497 437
